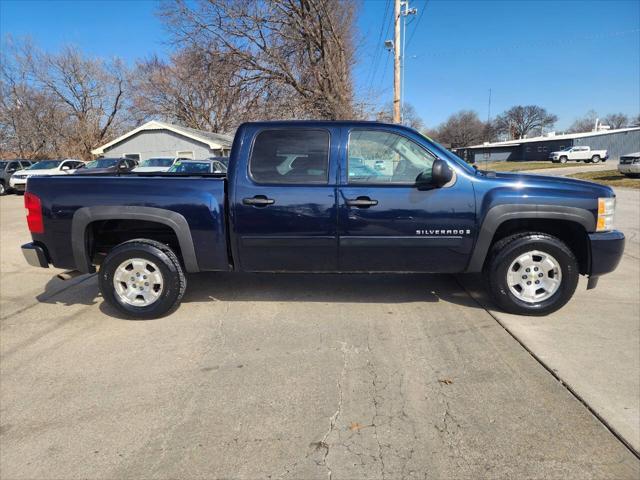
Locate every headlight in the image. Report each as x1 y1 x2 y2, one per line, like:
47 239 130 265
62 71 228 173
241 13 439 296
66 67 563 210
597 197 615 232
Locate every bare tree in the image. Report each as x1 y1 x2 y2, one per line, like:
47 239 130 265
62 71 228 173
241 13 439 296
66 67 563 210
0 39 68 158
430 110 487 148
494 105 557 139
132 46 290 133
0 38 130 159
32 46 129 158
159 0 356 120
376 102 424 130
603 112 629 129
568 110 598 133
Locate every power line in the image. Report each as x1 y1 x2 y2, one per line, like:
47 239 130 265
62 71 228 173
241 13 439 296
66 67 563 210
405 0 428 50
365 0 392 94
376 0 395 91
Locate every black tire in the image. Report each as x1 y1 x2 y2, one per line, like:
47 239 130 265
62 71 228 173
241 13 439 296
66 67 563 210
0 181 6 196
559 156 568 164
99 239 186 319
591 155 601 163
484 232 579 316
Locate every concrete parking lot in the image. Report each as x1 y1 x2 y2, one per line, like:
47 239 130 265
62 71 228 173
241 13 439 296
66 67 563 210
1 181 639 478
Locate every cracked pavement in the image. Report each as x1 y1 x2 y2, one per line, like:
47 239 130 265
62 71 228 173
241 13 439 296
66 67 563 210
1 194 639 479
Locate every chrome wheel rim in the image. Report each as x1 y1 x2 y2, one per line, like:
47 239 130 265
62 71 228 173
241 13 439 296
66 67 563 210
506 250 562 303
113 258 164 307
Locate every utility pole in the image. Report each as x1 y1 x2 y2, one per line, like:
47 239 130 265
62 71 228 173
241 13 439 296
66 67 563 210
393 0 401 123
391 0 417 124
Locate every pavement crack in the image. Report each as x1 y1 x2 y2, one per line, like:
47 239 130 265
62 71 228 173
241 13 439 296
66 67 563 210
315 341 348 480
366 330 387 480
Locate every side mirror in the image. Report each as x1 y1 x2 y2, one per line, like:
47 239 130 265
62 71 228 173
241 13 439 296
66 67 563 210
416 159 453 189
430 159 453 188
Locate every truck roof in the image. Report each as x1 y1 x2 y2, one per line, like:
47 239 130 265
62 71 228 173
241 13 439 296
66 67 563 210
238 120 415 129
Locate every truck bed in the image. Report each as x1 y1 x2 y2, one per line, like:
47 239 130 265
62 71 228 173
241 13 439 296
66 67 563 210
27 174 230 272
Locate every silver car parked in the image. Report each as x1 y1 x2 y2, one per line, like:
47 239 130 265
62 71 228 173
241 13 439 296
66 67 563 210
618 152 640 177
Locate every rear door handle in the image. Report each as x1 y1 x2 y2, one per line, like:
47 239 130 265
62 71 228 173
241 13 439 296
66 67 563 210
346 196 378 208
243 195 275 207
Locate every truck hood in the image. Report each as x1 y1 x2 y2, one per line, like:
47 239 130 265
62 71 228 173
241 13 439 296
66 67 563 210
74 167 119 175
480 170 614 197
132 166 171 172
13 168 65 177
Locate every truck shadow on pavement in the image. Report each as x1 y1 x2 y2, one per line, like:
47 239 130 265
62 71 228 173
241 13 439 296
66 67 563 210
36 272 490 320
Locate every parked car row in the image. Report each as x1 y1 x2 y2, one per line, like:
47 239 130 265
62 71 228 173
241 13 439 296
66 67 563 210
0 156 229 195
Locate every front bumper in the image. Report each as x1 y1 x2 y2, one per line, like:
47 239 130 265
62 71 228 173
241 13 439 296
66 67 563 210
22 242 49 268
9 177 27 189
618 163 640 174
588 230 624 279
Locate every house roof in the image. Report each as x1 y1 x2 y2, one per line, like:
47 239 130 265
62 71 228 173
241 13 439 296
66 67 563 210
91 120 233 155
464 126 640 150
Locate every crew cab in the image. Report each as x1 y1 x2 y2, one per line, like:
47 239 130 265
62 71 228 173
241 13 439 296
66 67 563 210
549 146 608 163
20 121 624 319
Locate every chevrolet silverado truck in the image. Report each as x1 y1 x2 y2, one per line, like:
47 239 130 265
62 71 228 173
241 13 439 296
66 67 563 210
549 146 608 163
21 121 624 318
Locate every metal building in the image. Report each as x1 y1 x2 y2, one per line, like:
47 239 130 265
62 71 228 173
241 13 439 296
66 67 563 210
91 120 233 161
456 127 640 163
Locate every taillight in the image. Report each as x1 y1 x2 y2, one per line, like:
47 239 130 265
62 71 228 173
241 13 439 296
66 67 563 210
24 192 44 234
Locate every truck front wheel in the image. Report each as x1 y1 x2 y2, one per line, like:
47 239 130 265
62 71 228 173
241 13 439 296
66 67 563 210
99 239 186 319
559 156 568 164
485 233 579 316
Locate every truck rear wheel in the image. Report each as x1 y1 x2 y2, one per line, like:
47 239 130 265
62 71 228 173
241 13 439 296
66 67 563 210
591 155 601 163
485 233 579 316
99 239 186 319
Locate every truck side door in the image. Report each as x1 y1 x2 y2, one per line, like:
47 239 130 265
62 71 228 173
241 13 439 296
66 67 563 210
231 126 339 272
337 127 476 272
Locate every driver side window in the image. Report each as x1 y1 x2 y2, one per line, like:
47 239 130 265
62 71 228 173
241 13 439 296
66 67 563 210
347 130 436 184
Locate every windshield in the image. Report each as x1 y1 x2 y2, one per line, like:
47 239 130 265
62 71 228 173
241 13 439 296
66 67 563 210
138 158 174 167
561 146 573 151
86 159 118 169
0 161 7 169
28 160 62 170
417 133 476 174
168 161 211 173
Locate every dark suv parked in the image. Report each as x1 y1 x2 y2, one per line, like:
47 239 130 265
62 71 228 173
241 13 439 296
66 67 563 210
73 158 138 175
0 160 33 195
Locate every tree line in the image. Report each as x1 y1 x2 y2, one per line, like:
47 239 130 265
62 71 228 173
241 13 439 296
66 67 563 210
1 0 638 159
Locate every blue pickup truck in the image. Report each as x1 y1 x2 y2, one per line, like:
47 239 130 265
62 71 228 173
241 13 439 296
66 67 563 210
21 121 624 318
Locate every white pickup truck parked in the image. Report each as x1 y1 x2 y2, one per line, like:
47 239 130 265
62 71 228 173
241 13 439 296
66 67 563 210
549 146 608 163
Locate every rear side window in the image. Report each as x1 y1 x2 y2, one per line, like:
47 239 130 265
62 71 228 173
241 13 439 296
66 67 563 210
250 129 329 184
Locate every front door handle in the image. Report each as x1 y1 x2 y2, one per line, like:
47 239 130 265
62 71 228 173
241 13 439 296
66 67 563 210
243 195 275 207
346 196 378 208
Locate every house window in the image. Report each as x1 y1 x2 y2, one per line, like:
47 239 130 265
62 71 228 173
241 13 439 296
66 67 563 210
177 151 194 159
538 146 543 152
